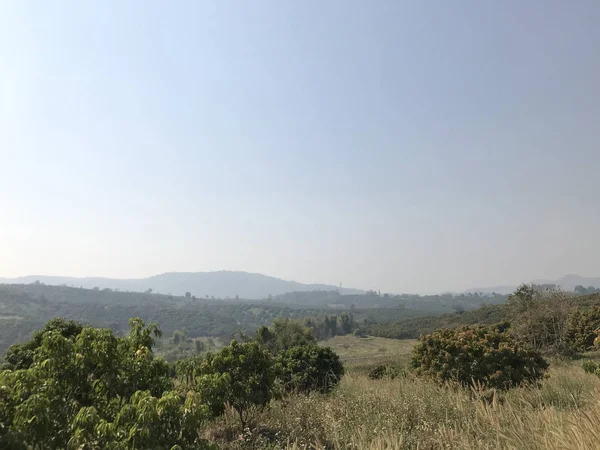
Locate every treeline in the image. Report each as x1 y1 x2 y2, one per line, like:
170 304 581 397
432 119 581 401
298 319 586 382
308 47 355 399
364 304 509 339
367 287 600 343
0 284 456 358
272 288 508 311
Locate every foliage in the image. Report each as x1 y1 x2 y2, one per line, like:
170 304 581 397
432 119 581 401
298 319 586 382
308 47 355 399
567 306 600 352
412 323 548 390
253 318 316 354
0 318 212 449
582 360 598 374
68 390 214 449
367 363 405 380
2 318 83 370
364 304 510 339
275 345 344 394
199 340 275 427
507 284 573 355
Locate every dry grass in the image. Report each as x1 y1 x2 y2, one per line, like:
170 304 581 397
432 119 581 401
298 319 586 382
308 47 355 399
208 357 600 450
320 335 418 360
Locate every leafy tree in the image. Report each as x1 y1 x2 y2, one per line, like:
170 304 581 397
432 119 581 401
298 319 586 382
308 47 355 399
68 390 214 449
199 340 274 427
275 345 344 394
338 312 356 334
412 323 548 390
567 306 600 352
0 318 184 449
253 318 315 354
2 318 84 370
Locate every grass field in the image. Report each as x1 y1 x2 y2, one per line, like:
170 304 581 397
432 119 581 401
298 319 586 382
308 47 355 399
209 336 600 449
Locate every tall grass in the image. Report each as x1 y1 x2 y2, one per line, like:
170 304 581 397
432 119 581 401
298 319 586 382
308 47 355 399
207 362 600 449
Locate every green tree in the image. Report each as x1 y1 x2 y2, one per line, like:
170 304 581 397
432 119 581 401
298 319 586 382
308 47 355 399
199 340 274 427
253 318 315 354
412 323 548 390
275 345 344 394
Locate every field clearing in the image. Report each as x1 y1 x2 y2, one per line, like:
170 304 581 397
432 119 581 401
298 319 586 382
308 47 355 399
320 334 417 359
211 355 600 450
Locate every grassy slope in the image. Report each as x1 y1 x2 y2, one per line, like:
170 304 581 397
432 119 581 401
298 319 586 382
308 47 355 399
210 336 600 449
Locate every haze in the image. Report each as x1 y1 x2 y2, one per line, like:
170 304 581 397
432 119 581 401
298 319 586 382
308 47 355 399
1 1 599 294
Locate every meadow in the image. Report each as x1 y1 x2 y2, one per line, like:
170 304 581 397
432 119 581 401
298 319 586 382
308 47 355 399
208 338 600 450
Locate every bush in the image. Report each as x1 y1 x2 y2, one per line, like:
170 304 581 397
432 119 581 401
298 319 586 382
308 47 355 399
582 360 598 374
199 340 275 427
412 323 549 390
567 307 600 352
368 363 408 380
507 284 572 355
275 345 344 394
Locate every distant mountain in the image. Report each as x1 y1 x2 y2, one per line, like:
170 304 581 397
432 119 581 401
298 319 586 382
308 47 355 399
466 274 600 294
0 271 363 299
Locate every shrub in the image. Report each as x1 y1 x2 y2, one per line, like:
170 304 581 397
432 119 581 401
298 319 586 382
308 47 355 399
412 323 548 390
567 307 600 352
582 360 598 374
199 340 275 427
368 363 407 380
275 345 344 394
253 318 316 354
507 284 572 355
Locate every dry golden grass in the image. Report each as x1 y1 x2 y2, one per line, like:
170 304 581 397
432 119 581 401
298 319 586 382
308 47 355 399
208 358 600 450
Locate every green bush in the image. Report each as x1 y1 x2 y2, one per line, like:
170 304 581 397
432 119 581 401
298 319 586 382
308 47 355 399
567 307 600 352
275 345 344 394
0 318 212 449
199 340 275 427
582 360 598 374
368 364 405 380
412 324 548 390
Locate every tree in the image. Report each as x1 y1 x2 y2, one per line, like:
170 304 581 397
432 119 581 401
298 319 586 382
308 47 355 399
412 323 548 390
275 345 344 394
575 285 587 295
253 318 315 354
185 292 192 298
199 340 274 427
68 391 214 449
0 317 219 449
508 284 572 354
339 312 356 334
567 306 600 352
2 318 84 370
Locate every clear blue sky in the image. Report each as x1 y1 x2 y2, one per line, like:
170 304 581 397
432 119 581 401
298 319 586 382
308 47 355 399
1 1 599 293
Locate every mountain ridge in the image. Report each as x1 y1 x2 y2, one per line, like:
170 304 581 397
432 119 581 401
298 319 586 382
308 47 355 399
0 270 363 299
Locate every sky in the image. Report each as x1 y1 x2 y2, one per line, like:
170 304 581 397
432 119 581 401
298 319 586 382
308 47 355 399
1 1 599 294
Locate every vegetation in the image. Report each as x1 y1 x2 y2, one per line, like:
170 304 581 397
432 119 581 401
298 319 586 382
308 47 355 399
5 284 600 448
412 323 548 389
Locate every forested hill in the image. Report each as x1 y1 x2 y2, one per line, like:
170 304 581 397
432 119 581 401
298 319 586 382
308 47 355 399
0 283 507 360
0 271 364 298
365 291 600 340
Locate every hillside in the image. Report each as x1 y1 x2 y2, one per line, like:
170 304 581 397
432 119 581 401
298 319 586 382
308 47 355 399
0 271 363 299
365 292 600 339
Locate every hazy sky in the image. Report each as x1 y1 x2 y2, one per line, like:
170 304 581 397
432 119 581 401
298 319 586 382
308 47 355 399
1 1 599 293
